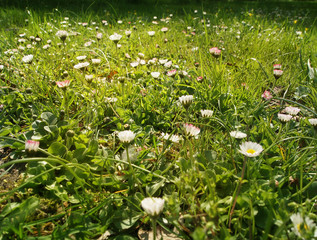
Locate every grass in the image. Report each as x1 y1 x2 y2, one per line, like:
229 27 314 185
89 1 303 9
0 1 317 239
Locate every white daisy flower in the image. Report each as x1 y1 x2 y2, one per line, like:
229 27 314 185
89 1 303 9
230 131 247 139
148 31 155 36
161 133 183 143
308 118 317 126
179 95 193 107
141 197 165 217
76 55 87 61
74 62 90 70
238 141 263 157
118 130 135 144
290 213 316 239
278 113 293 122
151 72 160 79
92 59 101 65
109 33 122 44
56 30 68 41
201 109 213 118
284 106 300 115
22 54 33 64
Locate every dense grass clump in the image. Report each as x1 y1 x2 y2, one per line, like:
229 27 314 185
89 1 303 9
0 1 316 239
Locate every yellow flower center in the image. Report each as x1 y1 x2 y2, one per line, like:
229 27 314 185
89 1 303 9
247 149 256 154
297 223 309 232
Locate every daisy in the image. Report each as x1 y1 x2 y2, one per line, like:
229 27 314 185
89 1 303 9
308 118 317 126
85 75 94 82
96 32 103 40
148 31 155 37
22 54 33 64
200 109 213 118
284 106 300 115
161 133 183 143
262 90 273 100
184 123 200 137
92 59 101 65
25 140 40 152
290 213 316 239
56 80 70 88
273 64 282 69
76 55 87 61
118 130 135 144
179 95 193 107
74 62 89 70
238 141 263 157
230 131 247 139
161 27 168 33
141 197 165 217
151 72 160 78
109 33 122 44
125 30 132 37
164 61 172 68
273 69 283 79
166 69 177 77
56 30 68 41
278 113 293 122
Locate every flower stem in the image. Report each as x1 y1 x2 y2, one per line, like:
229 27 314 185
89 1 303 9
229 156 247 228
126 145 145 195
152 217 157 240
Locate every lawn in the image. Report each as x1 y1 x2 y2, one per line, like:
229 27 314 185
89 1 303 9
0 0 316 239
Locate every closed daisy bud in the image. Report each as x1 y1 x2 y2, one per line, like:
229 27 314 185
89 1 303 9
179 95 193 108
183 123 200 137
284 106 300 116
273 69 283 79
22 54 33 64
200 109 213 117
56 80 70 88
262 90 273 100
308 118 317 126
141 197 165 217
230 131 247 139
56 30 68 42
25 140 40 152
278 113 293 122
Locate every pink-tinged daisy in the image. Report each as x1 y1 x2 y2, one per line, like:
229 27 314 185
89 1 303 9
161 27 168 33
166 69 177 77
25 140 40 152
238 141 263 157
183 123 200 137
196 76 203 82
273 69 283 79
262 90 273 100
273 64 282 69
56 80 70 88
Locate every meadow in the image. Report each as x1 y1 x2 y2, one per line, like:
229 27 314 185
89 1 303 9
0 0 317 239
